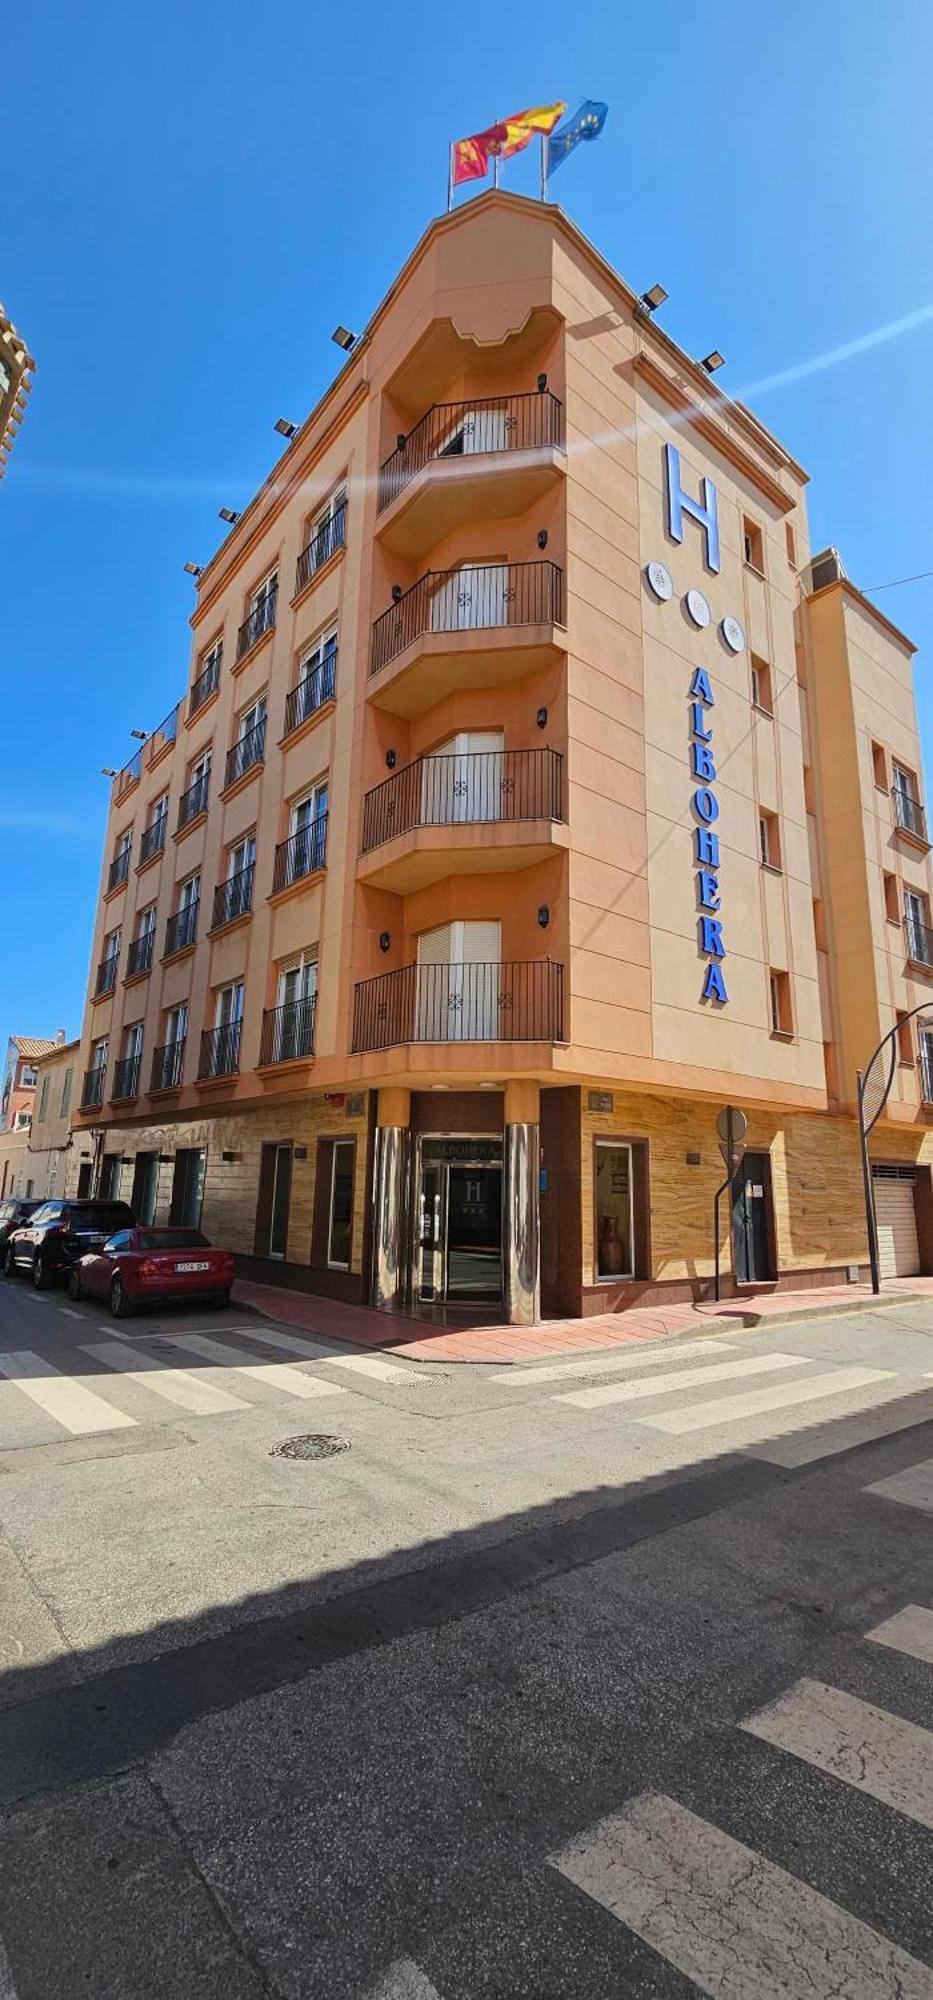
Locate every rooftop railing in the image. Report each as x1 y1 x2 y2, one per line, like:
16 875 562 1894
370 559 563 676
378 389 564 512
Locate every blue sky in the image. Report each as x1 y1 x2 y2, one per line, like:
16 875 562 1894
3 0 933 1039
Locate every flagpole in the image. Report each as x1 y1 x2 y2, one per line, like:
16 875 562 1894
447 142 454 212
540 132 548 203
493 115 501 189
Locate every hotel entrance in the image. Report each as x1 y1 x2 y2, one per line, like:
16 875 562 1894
415 1137 503 1307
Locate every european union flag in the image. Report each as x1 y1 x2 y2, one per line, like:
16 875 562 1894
547 100 608 176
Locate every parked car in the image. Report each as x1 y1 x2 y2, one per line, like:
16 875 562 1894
69 1226 235 1317
3 1199 136 1288
0 1197 42 1250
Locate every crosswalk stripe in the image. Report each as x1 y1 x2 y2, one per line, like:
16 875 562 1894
234 1324 416 1382
80 1341 249 1416
491 1338 737 1386
639 1365 894 1435
867 1457 933 1515
555 1351 809 1410
0 1351 135 1435
550 1791 933 1998
157 1333 347 1400
748 1387 933 1467
867 1605 933 1668
741 1677 933 1830
364 1961 443 1999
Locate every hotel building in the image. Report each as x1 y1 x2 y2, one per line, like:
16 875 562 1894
72 192 933 1321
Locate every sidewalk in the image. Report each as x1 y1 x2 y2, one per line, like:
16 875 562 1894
231 1274 933 1365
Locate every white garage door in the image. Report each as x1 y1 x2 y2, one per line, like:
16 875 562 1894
872 1167 920 1278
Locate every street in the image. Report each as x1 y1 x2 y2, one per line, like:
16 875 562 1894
0 1275 931 1997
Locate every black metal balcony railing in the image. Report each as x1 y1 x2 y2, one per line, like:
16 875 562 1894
107 846 131 892
224 717 266 789
126 930 155 979
164 900 199 957
236 587 277 660
151 1037 186 1092
81 1066 106 1110
189 653 221 717
198 1019 242 1080
259 995 316 1066
211 863 254 931
378 390 565 512
893 786 928 842
272 815 328 894
177 770 210 829
361 746 564 854
351 959 564 1054
95 952 119 998
139 812 167 865
918 1049 933 1104
905 914 933 967
283 650 337 737
295 504 347 596
114 747 142 802
370 560 564 677
111 1052 142 1102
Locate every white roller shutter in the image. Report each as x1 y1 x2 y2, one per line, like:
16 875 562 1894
872 1166 920 1278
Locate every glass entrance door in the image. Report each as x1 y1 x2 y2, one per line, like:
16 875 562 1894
415 1141 503 1307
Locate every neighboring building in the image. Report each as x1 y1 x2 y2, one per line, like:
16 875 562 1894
27 1037 84 1199
0 1033 61 1197
0 303 35 479
72 192 933 1320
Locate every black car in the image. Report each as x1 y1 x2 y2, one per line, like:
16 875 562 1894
0 1197 42 1250
4 1199 136 1288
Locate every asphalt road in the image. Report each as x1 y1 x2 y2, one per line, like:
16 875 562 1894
0 1270 932 1997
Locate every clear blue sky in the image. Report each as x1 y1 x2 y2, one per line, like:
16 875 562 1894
3 0 933 1040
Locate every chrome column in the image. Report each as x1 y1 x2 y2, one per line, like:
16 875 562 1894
503 1120 540 1325
371 1123 409 1312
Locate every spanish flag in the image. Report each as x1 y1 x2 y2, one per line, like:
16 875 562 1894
452 103 566 187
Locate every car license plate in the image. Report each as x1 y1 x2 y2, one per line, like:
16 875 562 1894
176 1261 210 1273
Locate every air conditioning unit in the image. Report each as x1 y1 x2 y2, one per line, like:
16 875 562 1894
808 547 847 593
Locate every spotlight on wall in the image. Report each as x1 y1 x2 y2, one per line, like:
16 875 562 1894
537 371 548 392
391 584 403 603
331 325 357 352
700 350 725 374
538 905 551 929
274 417 298 439
536 706 548 729
218 507 240 524
640 283 668 311
396 432 407 451
537 528 548 550
183 562 202 578
378 930 392 953
129 728 148 741
385 748 397 769
101 767 118 778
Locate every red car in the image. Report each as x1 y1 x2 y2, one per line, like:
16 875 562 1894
70 1226 235 1317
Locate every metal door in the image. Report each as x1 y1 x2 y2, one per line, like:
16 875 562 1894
732 1152 774 1284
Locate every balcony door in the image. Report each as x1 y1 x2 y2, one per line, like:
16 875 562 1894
439 403 510 459
277 956 317 1060
416 919 501 1042
291 783 328 875
905 889 927 959
429 562 507 636
422 730 503 825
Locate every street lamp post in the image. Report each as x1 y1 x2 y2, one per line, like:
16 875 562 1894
857 1004 932 1296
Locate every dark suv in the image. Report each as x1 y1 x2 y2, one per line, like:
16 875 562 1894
0 1197 42 1250
4 1200 136 1288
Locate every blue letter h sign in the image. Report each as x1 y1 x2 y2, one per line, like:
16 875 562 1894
665 443 720 573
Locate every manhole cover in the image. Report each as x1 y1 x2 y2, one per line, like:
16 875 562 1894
270 1433 351 1462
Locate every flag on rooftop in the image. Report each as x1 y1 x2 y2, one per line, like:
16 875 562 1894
546 100 609 177
451 103 566 190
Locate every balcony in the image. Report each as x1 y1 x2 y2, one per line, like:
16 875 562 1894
126 931 155 979
283 650 337 738
259 996 316 1067
359 747 566 892
151 1038 185 1093
905 914 933 969
236 588 277 662
223 717 266 791
198 1020 241 1081
164 901 199 958
138 813 167 866
893 786 929 845
369 560 564 718
81 1067 106 1110
919 1049 933 1104
107 847 131 893
177 770 209 831
107 703 180 810
189 654 221 718
211 863 254 931
351 958 564 1054
294 505 347 597
94 952 119 998
272 816 328 896
377 392 565 559
111 1052 142 1102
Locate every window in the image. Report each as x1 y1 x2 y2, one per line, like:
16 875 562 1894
199 636 222 687
37 1077 49 1122
251 568 278 615
750 656 773 714
871 740 888 790
136 903 157 940
785 521 797 567
226 695 267 785
15 1111 31 1131
60 1067 72 1117
896 1012 913 1064
238 694 266 741
216 980 244 1028
178 872 199 911
296 628 338 715
769 969 792 1037
328 1139 355 1268
743 517 765 573
91 1039 108 1072
595 1143 634 1280
892 761 926 837
905 888 930 961
229 831 256 879
920 1029 933 1103
19 1064 37 1090
165 1001 188 1046
759 812 781 870
883 872 899 924
169 1149 206 1229
141 792 169 861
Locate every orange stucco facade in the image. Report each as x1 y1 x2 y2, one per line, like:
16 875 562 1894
70 194 933 1319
